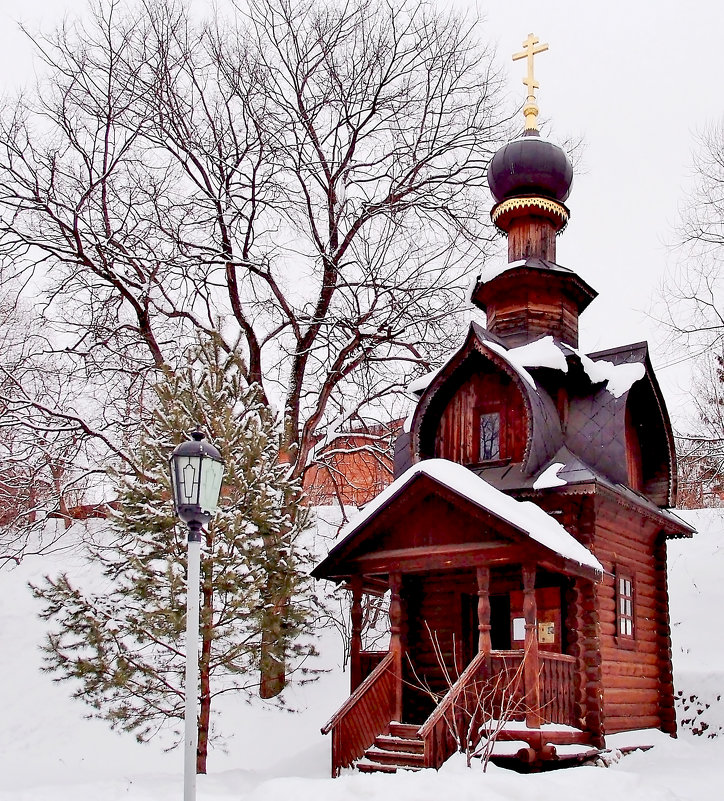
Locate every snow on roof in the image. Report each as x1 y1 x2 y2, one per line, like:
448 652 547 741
406 326 644 437
582 354 645 398
562 344 646 398
408 330 568 400
506 335 569 373
485 340 537 389
340 458 603 574
533 462 567 490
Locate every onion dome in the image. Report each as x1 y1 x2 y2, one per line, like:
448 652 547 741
485 33 573 242
487 130 573 204
486 130 573 238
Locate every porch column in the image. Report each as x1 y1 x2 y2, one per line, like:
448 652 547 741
350 575 363 692
476 566 492 656
389 571 404 722
522 564 542 728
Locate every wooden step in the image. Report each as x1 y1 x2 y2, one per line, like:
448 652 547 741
388 722 421 739
363 746 425 769
356 759 399 774
374 734 424 754
486 729 591 747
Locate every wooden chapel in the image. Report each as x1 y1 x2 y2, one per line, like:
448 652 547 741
312 34 693 775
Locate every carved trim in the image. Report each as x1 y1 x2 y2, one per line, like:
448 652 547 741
491 196 570 233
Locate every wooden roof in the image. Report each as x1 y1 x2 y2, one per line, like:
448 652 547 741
312 459 603 587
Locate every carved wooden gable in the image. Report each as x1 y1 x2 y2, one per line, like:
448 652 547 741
432 357 528 466
401 327 677 508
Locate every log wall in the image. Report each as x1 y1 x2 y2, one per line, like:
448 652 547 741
592 497 668 734
654 533 677 735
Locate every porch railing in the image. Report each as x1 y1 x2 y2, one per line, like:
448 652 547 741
322 651 395 776
417 650 493 769
359 650 387 686
322 647 578 775
539 651 576 726
416 649 578 769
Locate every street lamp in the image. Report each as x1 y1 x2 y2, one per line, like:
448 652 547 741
169 431 224 801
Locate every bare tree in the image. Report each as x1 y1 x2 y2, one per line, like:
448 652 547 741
0 0 510 697
0 0 509 566
660 118 724 352
675 347 724 508
408 625 529 771
660 119 724 506
0 289 103 563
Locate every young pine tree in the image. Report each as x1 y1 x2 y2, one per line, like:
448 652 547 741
31 341 316 773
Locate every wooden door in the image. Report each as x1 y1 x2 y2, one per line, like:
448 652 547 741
509 586 562 653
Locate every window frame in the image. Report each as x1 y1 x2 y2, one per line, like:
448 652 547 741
478 410 501 462
615 565 636 649
472 402 509 468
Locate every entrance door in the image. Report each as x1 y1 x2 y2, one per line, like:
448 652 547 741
509 586 562 653
490 594 511 650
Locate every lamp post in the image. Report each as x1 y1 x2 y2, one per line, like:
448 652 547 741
169 431 224 801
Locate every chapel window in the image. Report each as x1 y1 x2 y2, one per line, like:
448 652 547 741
479 412 501 461
616 568 635 644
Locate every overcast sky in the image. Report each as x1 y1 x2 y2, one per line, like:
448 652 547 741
1 0 721 423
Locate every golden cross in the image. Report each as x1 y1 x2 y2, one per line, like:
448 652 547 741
512 33 549 130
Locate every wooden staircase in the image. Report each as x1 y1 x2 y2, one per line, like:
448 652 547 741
356 723 425 773
323 649 587 776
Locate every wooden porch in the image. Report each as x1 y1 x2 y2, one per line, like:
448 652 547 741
322 647 582 775
313 467 606 775
320 557 601 775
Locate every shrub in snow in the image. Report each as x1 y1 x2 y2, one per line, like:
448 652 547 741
675 686 724 739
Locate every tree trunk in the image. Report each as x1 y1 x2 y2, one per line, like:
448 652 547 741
259 529 289 699
260 622 286 699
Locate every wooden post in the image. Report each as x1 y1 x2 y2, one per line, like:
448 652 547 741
507 216 557 263
476 566 492 656
522 564 542 728
389 571 404 722
350 575 363 692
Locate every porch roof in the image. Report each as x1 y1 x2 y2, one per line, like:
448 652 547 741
312 459 603 583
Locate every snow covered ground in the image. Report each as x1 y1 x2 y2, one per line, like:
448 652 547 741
1 507 722 800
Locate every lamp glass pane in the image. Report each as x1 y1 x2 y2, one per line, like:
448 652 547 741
174 455 201 505
199 458 224 514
